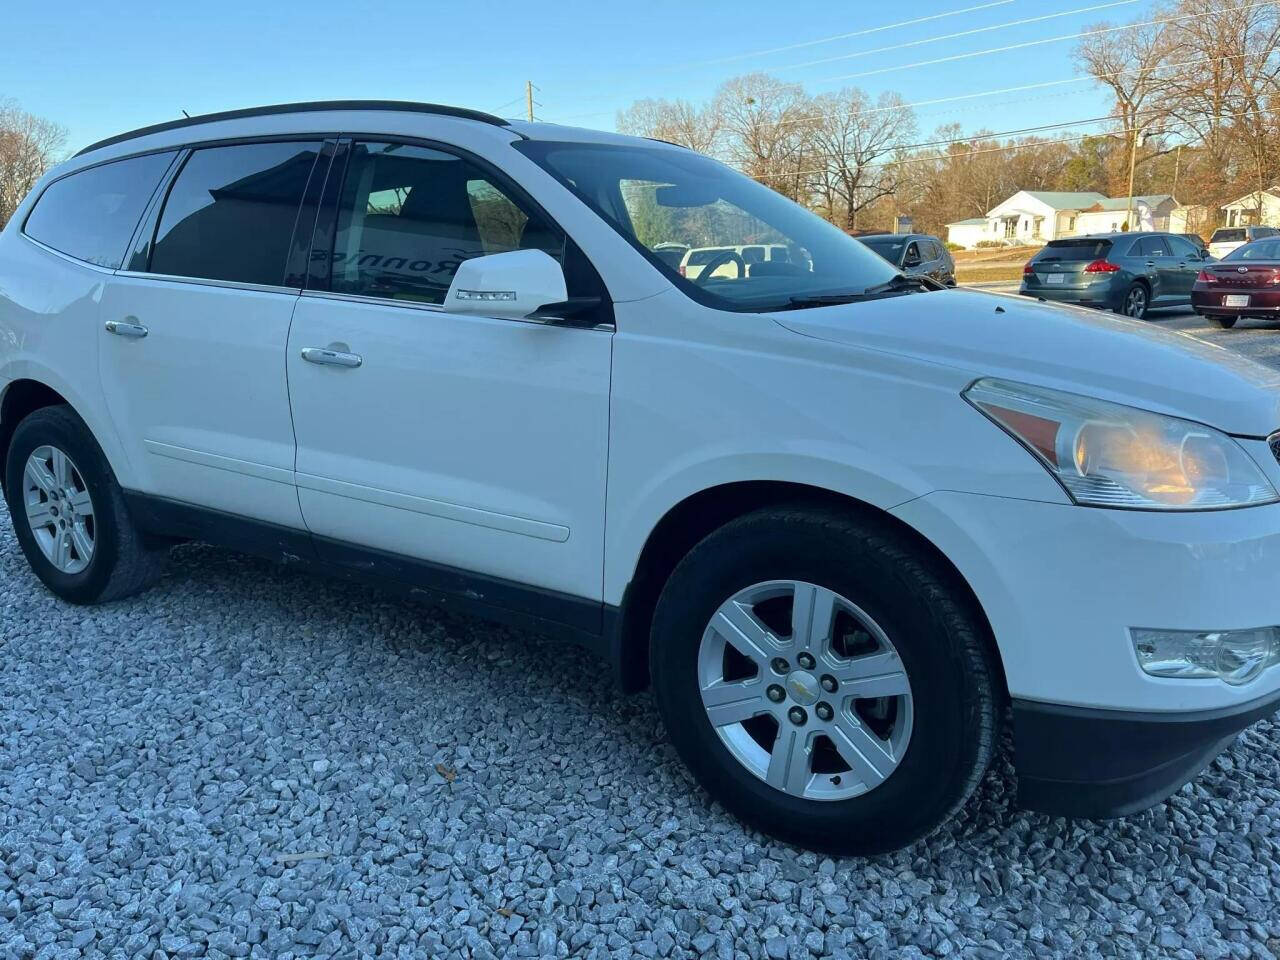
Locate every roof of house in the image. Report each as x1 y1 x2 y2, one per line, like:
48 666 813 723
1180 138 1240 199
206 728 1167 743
1087 195 1175 212
1223 186 1280 208
1019 191 1109 210
947 217 987 226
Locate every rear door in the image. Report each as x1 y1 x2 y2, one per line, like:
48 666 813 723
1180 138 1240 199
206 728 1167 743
285 139 612 617
1132 234 1179 302
98 139 328 527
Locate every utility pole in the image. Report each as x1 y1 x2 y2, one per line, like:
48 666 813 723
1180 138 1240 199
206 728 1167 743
526 81 535 122
1124 127 1140 232
1171 144 1182 200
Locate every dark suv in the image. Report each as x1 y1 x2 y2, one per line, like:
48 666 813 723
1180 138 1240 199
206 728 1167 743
857 233 956 286
1019 232 1211 319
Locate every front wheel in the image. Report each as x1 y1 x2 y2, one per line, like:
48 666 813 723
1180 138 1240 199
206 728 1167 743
650 507 999 855
4 405 166 604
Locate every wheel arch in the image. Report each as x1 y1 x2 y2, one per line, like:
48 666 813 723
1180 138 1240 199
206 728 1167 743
0 379 72 493
609 480 1007 699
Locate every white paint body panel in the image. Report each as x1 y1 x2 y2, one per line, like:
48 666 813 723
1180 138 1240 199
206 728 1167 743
4 108 1280 719
286 294 611 597
98 275 304 528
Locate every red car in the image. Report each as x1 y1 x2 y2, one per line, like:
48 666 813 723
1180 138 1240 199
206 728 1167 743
1192 237 1280 328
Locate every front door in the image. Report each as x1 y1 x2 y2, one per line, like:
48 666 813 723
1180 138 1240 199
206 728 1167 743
99 140 326 528
285 140 612 614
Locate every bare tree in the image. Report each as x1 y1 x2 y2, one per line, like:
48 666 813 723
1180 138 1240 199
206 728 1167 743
805 89 914 232
616 97 721 154
1075 15 1171 195
711 73 812 201
0 99 67 228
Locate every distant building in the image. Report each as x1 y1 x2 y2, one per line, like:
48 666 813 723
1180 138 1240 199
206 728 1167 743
1221 187 1280 228
946 190 1185 249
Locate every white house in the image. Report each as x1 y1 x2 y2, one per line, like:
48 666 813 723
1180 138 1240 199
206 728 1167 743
946 191 1105 248
1222 187 1280 228
1074 195 1177 235
946 190 1185 249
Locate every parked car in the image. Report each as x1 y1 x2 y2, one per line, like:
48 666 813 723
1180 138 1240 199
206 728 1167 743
678 243 792 280
857 233 956 286
1208 225 1279 260
1179 232 1210 257
4 101 1280 856
651 242 688 270
1020 231 1211 319
1192 237 1280 328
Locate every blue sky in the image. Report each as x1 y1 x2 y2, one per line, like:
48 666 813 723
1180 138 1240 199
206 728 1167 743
2 0 1158 155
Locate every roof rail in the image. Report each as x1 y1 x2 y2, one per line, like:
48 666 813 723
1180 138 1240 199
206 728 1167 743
75 100 510 157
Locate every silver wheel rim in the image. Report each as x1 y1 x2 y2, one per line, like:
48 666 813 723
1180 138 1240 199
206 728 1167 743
1125 287 1146 316
22 445 95 575
697 580 913 801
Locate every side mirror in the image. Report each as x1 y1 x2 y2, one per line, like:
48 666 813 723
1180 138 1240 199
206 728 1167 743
444 249 568 321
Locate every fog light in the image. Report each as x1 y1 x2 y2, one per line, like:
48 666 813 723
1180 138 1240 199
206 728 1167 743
1131 627 1280 685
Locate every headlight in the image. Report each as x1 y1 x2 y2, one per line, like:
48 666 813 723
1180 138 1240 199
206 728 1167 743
964 378 1278 510
1132 627 1279 685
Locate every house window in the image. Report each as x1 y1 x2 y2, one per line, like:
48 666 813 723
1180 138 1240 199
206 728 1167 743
1067 216 1076 230
1003 219 1016 239
1033 217 1044 238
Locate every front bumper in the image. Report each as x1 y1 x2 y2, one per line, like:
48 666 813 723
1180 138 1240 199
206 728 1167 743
1013 690 1280 817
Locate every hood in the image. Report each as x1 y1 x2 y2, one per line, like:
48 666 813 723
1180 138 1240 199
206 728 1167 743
770 289 1280 437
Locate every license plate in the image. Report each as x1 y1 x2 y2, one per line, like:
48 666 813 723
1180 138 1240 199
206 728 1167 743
1225 295 1250 307
1045 273 1065 284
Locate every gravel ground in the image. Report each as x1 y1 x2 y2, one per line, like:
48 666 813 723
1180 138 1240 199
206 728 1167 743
3 311 1280 959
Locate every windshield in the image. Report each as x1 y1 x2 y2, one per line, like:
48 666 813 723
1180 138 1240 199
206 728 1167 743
1211 229 1246 243
515 140 899 312
858 237 907 263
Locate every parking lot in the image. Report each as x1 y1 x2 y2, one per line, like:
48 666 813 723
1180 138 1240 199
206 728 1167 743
1 300 1280 960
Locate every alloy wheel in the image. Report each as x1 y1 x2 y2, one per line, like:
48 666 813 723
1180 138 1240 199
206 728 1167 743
1124 286 1147 318
697 580 913 801
22 445 95 574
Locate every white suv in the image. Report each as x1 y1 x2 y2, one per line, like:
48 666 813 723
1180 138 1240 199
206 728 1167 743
2 101 1279 855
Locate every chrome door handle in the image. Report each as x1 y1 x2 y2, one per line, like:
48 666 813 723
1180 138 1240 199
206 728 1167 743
301 346 362 368
105 319 148 338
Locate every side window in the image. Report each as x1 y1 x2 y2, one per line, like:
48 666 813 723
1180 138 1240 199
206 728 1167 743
150 141 323 286
23 152 175 268
329 141 563 305
1167 236 1198 258
741 246 766 265
903 241 921 264
1138 236 1171 257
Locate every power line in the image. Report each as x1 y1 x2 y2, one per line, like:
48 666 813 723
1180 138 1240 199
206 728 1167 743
778 0 1142 73
816 1 1275 83
541 50 1250 131
672 0 1017 68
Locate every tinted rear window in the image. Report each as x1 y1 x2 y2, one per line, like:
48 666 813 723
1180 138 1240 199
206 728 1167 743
24 152 175 268
1211 229 1246 243
688 249 729 265
150 141 322 286
1035 239 1112 261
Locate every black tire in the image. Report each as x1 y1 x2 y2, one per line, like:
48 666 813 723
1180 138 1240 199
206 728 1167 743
1214 315 1238 329
3 405 166 604
1117 282 1149 319
650 506 999 856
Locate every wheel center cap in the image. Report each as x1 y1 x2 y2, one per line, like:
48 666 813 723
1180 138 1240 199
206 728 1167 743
785 670 820 706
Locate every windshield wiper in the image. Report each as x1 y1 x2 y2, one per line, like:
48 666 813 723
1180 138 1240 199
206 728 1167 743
862 273 945 295
786 292 869 308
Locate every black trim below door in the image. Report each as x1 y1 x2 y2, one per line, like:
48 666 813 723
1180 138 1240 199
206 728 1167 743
122 491 611 656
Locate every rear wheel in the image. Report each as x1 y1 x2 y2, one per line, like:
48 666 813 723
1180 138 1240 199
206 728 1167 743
650 506 999 855
3 405 166 604
1119 282 1149 319
1214 315 1238 329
